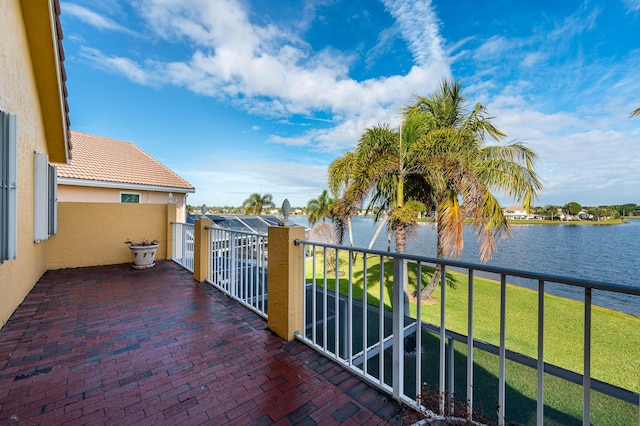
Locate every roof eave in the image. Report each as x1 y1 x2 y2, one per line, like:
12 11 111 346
57 177 196 194
20 0 70 164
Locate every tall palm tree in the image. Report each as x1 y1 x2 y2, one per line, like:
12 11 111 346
631 107 640 118
242 193 274 215
329 111 431 255
406 79 542 299
328 151 360 248
306 190 334 227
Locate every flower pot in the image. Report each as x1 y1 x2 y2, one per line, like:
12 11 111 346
129 244 159 269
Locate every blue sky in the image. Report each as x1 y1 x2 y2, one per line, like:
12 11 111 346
60 0 640 208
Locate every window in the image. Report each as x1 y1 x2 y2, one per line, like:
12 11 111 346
34 152 57 242
1 111 17 263
121 192 140 203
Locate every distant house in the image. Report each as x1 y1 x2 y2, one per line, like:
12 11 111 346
57 131 195 221
578 210 594 220
503 205 530 220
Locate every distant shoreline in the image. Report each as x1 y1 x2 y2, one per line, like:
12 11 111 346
415 217 630 225
506 218 628 225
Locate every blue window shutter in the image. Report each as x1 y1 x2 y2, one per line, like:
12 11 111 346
34 152 48 242
1 111 17 261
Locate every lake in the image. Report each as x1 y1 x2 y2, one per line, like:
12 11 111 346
292 216 640 316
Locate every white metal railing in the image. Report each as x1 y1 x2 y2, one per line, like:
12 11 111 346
206 227 268 318
171 222 194 271
295 239 640 426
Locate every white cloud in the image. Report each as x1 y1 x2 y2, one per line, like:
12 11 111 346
521 52 543 68
267 135 310 146
181 155 330 206
488 99 640 206
381 0 446 65
473 36 511 61
623 0 640 11
79 47 150 85
76 0 449 153
61 2 135 35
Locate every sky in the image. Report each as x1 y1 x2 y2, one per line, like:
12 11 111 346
59 0 640 209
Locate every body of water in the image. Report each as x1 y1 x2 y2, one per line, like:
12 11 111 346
293 216 640 316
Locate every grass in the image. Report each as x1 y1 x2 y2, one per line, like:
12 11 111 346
305 250 640 424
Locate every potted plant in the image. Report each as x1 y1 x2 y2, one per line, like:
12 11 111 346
125 239 159 269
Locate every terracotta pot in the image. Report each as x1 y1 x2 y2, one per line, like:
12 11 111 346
129 244 159 269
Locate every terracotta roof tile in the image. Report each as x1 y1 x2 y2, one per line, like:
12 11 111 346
58 131 194 191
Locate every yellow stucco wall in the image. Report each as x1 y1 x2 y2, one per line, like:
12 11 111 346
57 185 189 221
267 226 305 341
47 203 171 269
0 1 60 328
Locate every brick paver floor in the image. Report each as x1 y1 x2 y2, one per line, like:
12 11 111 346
0 261 412 425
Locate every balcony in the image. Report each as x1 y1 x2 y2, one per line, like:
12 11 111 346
3 203 639 425
0 261 407 424
174 217 640 425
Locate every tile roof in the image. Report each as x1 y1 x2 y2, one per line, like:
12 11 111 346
57 131 194 191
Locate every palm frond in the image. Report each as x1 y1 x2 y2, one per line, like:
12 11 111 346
437 191 465 259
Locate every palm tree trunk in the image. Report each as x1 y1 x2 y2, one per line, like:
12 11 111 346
393 221 411 315
347 215 357 262
368 212 388 250
395 221 406 253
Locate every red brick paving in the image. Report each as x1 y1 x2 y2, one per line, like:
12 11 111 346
0 261 410 425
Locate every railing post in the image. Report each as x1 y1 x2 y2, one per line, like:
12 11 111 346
181 225 187 266
392 258 405 401
267 224 305 341
193 217 212 282
229 235 237 297
166 203 177 260
439 265 447 414
583 288 592 426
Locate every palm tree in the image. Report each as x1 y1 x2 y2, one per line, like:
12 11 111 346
306 190 334 227
406 79 542 299
242 193 274 215
327 151 360 249
329 111 431 255
631 107 640 118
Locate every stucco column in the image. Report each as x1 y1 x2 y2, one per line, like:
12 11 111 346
166 203 177 260
193 217 212 282
267 225 305 341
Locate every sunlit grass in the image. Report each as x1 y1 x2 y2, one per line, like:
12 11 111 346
304 250 640 393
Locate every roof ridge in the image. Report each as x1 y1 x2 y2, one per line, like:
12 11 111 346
58 131 195 191
126 138 191 185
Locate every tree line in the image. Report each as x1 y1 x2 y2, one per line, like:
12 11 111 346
530 203 639 220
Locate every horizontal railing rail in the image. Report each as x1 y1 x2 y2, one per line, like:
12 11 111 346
297 240 640 297
171 222 194 272
294 238 640 426
206 226 268 318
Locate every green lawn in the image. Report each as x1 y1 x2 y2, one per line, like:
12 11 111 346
304 250 640 424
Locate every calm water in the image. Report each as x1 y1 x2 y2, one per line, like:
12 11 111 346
293 216 640 316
